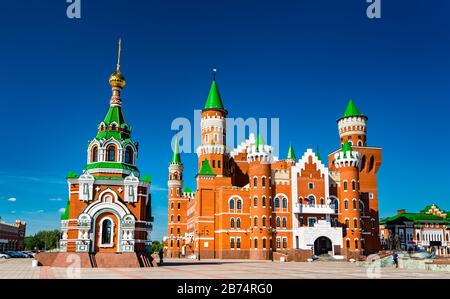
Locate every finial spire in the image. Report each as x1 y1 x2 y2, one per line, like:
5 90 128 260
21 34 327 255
212 67 217 80
117 38 122 71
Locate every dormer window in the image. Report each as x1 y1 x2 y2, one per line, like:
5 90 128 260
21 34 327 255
111 124 117 130
92 146 98 162
125 147 133 164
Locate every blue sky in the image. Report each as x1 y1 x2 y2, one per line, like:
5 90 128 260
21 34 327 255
0 0 449 240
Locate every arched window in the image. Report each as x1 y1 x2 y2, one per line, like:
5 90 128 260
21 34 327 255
320 198 324 205
236 218 241 229
107 145 116 162
263 238 267 249
125 147 133 164
229 199 235 210
360 155 366 171
254 238 258 249
253 177 258 187
345 219 349 229
353 218 358 228
352 180 356 191
253 197 258 207
282 198 288 208
262 216 266 227
357 140 363 146
360 201 364 214
254 217 258 227
262 196 267 207
308 195 315 205
274 198 280 208
352 199 357 210
92 146 98 162
170 202 174 209
344 200 349 210
236 199 242 210
170 215 174 222
343 181 348 191
262 177 266 187
282 217 287 228
276 217 281 228
101 219 112 244
368 156 375 172
230 218 235 228
177 215 181 222
111 124 117 131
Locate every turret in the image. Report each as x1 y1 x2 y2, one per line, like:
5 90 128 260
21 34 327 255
337 99 368 147
334 141 362 253
196 73 230 177
247 134 273 259
286 144 296 165
167 137 184 257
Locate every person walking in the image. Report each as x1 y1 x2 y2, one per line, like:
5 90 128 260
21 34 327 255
392 251 399 268
158 248 164 266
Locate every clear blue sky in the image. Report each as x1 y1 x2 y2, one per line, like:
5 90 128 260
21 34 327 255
0 0 449 240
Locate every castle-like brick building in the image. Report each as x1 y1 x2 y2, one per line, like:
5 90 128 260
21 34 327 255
165 78 382 260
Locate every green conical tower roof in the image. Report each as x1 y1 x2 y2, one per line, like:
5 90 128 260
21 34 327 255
198 159 216 176
342 140 352 158
286 144 296 161
315 145 322 161
342 99 364 118
203 80 225 111
171 137 182 165
255 134 265 150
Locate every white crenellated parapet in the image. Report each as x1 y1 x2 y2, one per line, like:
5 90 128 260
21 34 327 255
169 163 184 174
201 115 226 132
338 116 367 136
333 151 361 168
182 191 195 198
196 144 230 156
168 180 183 188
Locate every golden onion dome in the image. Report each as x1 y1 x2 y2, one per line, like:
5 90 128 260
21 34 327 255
109 70 126 88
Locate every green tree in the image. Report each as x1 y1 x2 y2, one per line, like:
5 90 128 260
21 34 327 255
25 230 61 251
151 240 163 253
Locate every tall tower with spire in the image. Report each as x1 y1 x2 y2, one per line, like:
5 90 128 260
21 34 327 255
167 138 186 257
59 40 153 258
196 73 230 178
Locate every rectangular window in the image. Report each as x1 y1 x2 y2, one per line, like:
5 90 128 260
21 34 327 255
263 238 267 249
282 237 287 248
218 160 221 168
177 202 181 210
276 237 281 249
230 238 235 249
308 217 317 227
236 238 241 249
212 160 216 168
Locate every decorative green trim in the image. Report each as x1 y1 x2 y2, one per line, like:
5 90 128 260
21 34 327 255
197 159 215 176
67 172 78 179
60 200 70 220
141 175 152 183
184 187 193 193
83 162 139 172
315 145 322 161
255 134 265 150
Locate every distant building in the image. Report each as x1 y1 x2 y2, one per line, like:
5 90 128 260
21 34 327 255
380 204 450 256
164 76 383 260
0 220 26 251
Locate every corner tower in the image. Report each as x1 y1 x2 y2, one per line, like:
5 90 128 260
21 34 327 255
247 135 273 260
334 141 361 253
167 138 185 257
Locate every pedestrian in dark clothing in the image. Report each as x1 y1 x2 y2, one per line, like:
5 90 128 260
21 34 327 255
159 249 164 265
392 252 399 268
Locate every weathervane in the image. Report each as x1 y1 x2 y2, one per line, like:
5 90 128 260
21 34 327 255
212 67 217 80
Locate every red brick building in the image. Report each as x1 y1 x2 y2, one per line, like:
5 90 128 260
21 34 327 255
0 220 26 251
165 77 382 260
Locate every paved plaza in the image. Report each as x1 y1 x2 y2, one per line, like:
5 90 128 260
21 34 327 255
0 258 449 279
